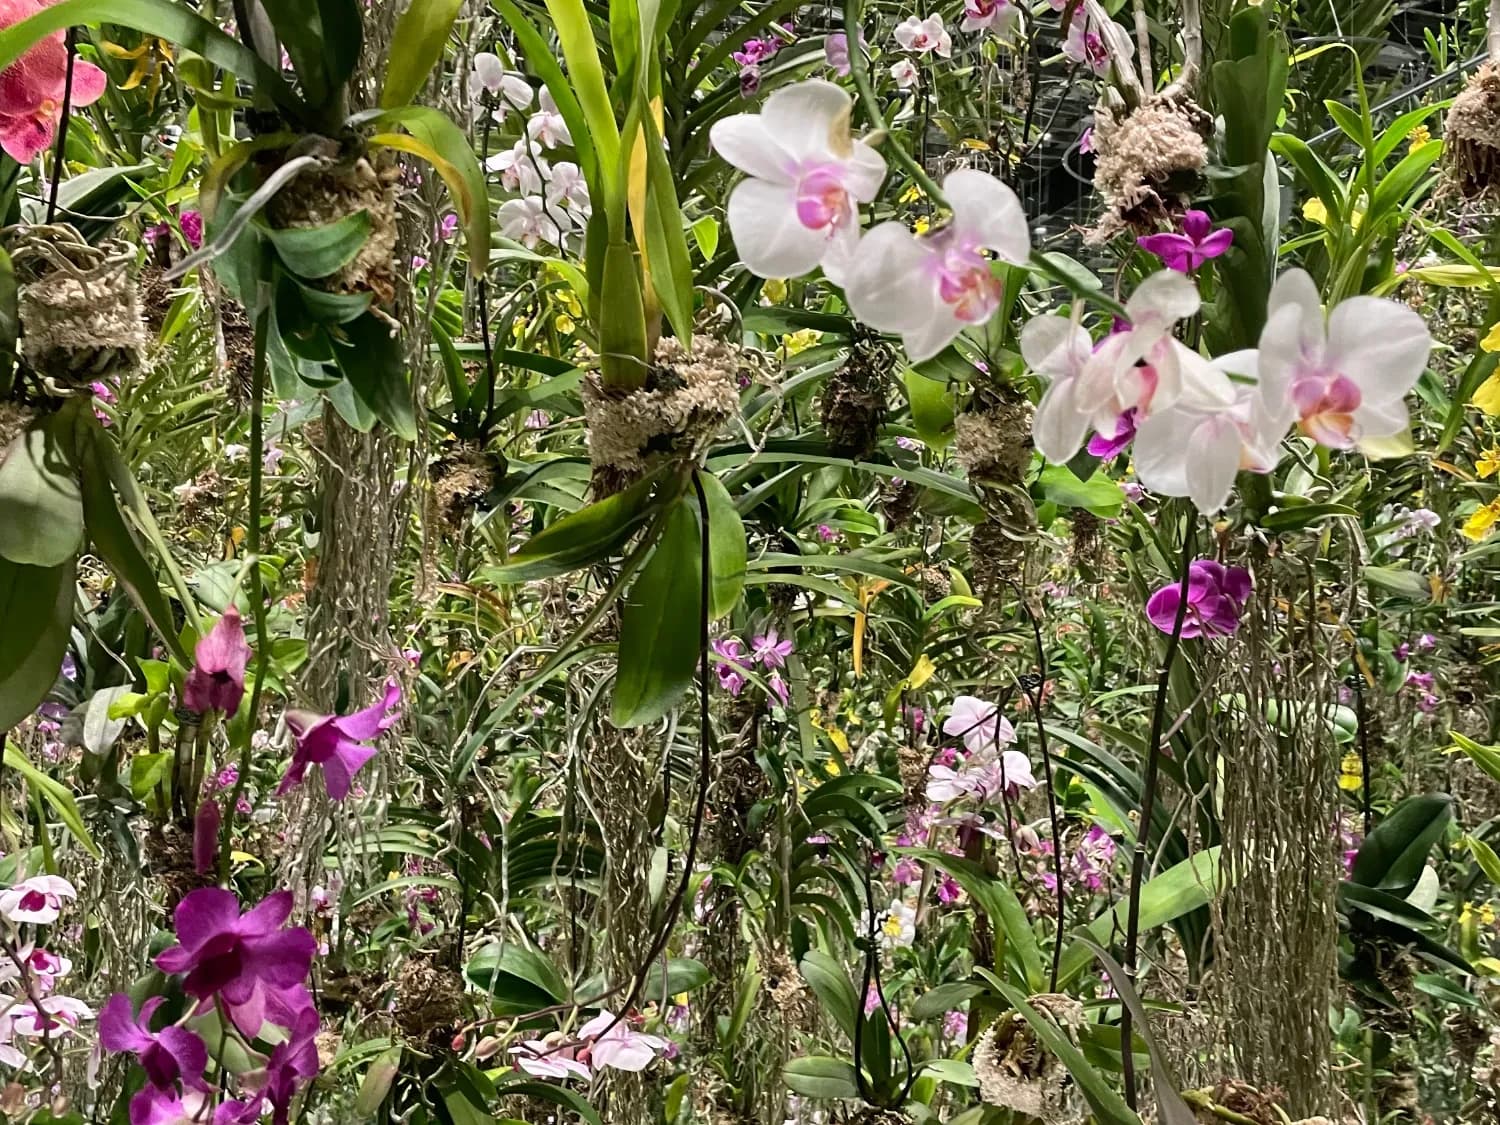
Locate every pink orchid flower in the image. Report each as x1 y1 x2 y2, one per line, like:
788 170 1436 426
576 1010 671 1072
893 14 952 56
1137 209 1234 272
1254 267 1431 452
843 169 1030 361
710 79 887 283
961 0 1018 36
182 606 251 716
0 874 75 924
0 0 108 164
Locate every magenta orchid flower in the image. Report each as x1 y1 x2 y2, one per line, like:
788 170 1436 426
100 994 210 1092
154 889 318 1038
710 80 887 283
260 1003 321 1124
1062 15 1110 75
1137 210 1233 272
843 169 1030 361
0 0 108 164
1145 560 1252 638
9 994 91 1036
0 874 76 924
1254 268 1431 452
182 606 251 716
710 638 749 696
576 1011 671 1071
893 14 952 56
279 678 401 801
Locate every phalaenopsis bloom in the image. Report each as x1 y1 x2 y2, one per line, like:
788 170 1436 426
710 80 887 282
0 0 108 163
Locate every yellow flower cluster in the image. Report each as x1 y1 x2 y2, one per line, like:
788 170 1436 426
1461 901 1497 927
1464 499 1500 541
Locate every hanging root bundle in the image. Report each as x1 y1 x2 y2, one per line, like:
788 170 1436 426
972 997 1083 1122
821 333 894 460
7 224 145 385
582 335 745 493
429 445 502 529
267 152 399 303
1089 91 1212 240
1444 64 1500 199
954 395 1034 488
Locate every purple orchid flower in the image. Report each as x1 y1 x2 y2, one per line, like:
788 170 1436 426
825 32 851 75
182 607 251 716
154 889 317 1038
1136 209 1233 272
751 629 793 669
262 1003 321 1124
710 638 749 696
100 994 210 1092
279 679 401 801
1087 407 1137 459
1145 560 1252 638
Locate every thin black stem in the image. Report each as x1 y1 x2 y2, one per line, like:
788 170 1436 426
1354 660 1372 837
45 30 77 224
1120 519 1195 1108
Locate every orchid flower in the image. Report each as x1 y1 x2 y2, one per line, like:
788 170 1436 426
893 14 952 56
498 196 570 249
512 1032 592 1080
182 606 251 716
842 169 1030 362
890 58 920 89
879 900 917 947
1063 15 1110 75
941 694 1016 754
576 1011 671 1071
100 995 210 1092
1137 209 1233 272
545 162 591 220
0 875 76 924
9 994 92 1036
1255 268 1432 452
1029 271 1221 462
710 79 887 282
961 0 1019 36
280 679 402 801
1145 560 1252 637
1131 350 1286 512
0 0 108 163
824 32 852 75
487 139 548 194
470 52 534 116
527 88 572 148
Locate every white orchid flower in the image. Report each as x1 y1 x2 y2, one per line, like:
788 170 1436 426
709 79 887 282
841 169 1030 362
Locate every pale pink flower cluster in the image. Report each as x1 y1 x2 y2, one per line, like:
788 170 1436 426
0 877 91 1070
510 1010 670 1080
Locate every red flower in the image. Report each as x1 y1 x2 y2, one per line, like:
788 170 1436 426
0 0 108 164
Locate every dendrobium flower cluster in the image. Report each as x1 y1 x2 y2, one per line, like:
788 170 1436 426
100 889 319 1125
710 629 792 704
1025 267 1432 512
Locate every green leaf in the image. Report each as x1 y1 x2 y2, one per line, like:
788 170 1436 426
1362 564 1432 602
691 215 719 260
330 312 417 439
1350 794 1452 896
613 498 702 727
0 409 83 567
910 982 984 1021
539 0 621 199
356 105 491 275
259 0 363 109
1451 730 1500 786
488 1077 603 1125
695 471 745 621
381 0 463 107
0 557 73 731
641 112 696 346
5 740 100 858
920 1058 978 1087
465 943 566 1013
909 850 1043 991
262 210 372 279
487 473 664 583
643 957 711 997
354 1045 402 1117
0 0 302 118
902 368 955 449
1037 463 1123 516
798 949 859 1039
782 1056 861 1100
1059 848 1223 987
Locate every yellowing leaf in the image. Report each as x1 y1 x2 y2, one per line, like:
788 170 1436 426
907 653 936 691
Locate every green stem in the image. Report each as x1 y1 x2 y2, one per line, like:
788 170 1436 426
841 0 948 208
219 274 274 884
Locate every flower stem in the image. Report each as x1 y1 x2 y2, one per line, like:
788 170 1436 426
841 0 949 209
44 29 76 225
1119 513 1194 1108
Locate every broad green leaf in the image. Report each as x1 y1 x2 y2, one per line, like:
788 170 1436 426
641 112 695 345
910 849 1043 991
488 473 664 583
488 1077 603 1125
540 0 621 200
358 106 491 275
0 408 83 567
643 957 711 997
691 215 719 260
1451 730 1500 786
354 1046 402 1117
910 982 984 1020
0 556 73 730
262 210 372 279
1059 848 1223 986
381 0 463 108
902 368 955 449
259 0 364 108
695 471 745 620
798 949 859 1039
465 942 566 1012
613 498 702 726
1363 564 1432 602
330 312 417 439
782 1056 861 1100
1350 794 1452 896
1037 463 1123 516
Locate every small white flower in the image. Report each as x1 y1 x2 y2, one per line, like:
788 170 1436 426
880 900 917 947
527 88 573 149
498 196 569 249
893 14 952 56
487 139 549 195
890 58 920 88
470 51 535 112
